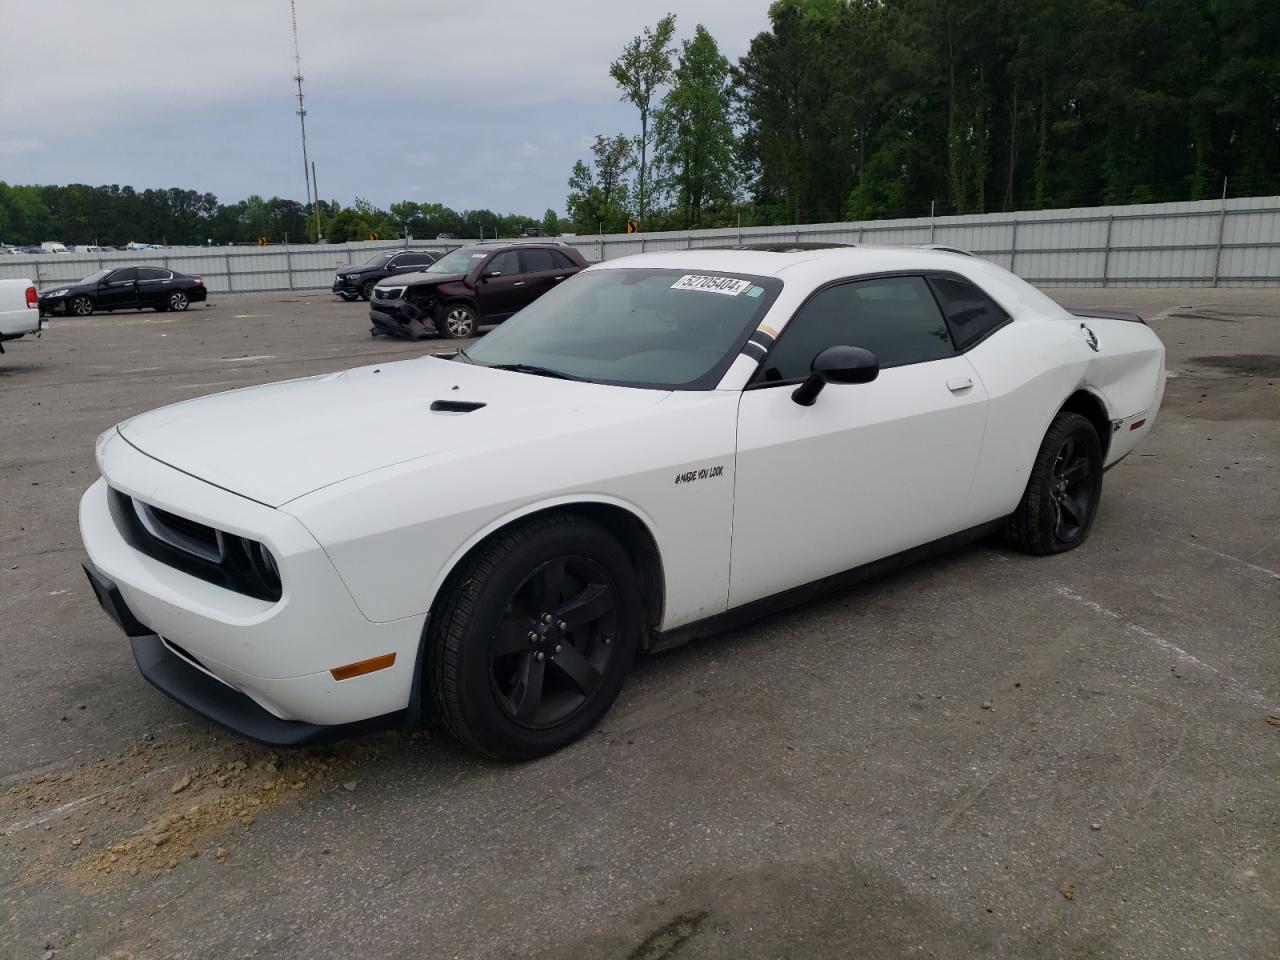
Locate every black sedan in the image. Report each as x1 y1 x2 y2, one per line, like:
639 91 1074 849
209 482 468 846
39 267 208 317
332 249 443 301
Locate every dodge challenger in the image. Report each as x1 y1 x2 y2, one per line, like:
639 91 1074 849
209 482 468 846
79 246 1166 759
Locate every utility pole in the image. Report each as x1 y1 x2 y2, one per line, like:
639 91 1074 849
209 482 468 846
291 0 316 242
311 161 323 242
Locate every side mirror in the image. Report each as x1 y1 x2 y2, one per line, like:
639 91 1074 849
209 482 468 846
483 269 502 280
791 345 879 406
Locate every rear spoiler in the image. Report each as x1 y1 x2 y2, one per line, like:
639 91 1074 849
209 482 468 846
1067 307 1145 325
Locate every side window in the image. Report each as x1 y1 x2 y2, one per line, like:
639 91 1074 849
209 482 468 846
395 253 429 267
761 275 954 382
137 267 170 281
927 275 1010 348
550 250 577 270
485 251 520 276
107 268 138 284
520 248 555 273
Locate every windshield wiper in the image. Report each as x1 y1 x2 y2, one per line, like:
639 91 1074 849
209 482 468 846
489 362 575 380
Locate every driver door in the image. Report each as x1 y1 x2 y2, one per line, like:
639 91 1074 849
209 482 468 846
729 274 989 608
98 268 139 310
474 250 525 320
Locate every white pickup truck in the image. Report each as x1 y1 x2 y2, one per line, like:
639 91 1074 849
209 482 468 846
0 277 43 355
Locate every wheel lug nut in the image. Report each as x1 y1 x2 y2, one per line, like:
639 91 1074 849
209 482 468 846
542 613 553 624
535 651 545 661
557 621 568 632
602 637 612 646
528 631 537 642
555 644 562 653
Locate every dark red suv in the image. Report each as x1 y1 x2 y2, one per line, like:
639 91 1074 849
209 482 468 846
368 242 587 340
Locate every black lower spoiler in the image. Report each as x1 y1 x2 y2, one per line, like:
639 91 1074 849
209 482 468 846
1067 307 1146 325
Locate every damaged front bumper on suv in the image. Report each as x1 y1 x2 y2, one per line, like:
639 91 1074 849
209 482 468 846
368 286 440 340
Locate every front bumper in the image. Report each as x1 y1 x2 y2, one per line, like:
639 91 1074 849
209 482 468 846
79 433 426 738
83 560 403 746
369 298 437 340
38 297 67 318
332 275 362 296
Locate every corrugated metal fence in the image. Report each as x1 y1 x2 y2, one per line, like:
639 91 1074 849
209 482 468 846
3 196 1277 292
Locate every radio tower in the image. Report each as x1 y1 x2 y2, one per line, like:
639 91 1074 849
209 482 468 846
291 1 320 241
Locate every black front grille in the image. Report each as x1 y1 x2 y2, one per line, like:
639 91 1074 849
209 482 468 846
149 505 220 556
109 488 282 602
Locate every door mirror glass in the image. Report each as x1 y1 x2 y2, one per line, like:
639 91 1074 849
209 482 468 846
792 345 879 406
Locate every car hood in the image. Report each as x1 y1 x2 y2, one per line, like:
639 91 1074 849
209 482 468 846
117 357 670 507
383 271 465 288
40 281 93 295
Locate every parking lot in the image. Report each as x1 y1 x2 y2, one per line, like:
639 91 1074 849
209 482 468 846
1 288 1277 959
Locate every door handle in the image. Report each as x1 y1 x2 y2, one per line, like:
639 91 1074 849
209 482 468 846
553 276 565 281
514 281 526 286
946 376 973 392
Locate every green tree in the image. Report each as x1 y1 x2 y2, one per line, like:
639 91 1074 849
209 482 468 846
654 25 738 228
610 13 678 225
566 135 636 233
542 208 562 235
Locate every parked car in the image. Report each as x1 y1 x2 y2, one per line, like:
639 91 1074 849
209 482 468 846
79 246 1165 759
0 277 43 354
369 241 587 339
332 250 443 302
38 266 207 317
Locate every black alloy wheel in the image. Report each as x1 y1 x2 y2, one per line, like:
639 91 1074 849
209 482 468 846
489 557 619 728
1006 411 1104 555
426 514 640 760
70 295 94 316
1049 435 1094 543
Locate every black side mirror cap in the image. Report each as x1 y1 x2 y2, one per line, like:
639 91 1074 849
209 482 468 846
792 345 880 406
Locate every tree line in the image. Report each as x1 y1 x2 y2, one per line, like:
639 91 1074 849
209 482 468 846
0 181 557 247
567 0 1280 233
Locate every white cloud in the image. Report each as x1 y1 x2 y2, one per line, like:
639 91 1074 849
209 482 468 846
0 137 44 156
2 1 771 138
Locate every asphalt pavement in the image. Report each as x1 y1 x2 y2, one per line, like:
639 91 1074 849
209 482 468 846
1 287 1277 959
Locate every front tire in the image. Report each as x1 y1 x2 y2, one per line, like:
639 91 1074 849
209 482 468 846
439 303 479 339
360 279 376 301
69 295 94 317
1006 412 1104 555
427 515 640 760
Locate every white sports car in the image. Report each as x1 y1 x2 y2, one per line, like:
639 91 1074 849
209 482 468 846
80 246 1165 759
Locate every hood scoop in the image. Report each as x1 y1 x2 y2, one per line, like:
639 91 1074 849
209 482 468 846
430 399 487 414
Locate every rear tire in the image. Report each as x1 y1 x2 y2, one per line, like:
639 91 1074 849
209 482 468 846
168 290 189 312
1006 412 1104 555
426 515 640 760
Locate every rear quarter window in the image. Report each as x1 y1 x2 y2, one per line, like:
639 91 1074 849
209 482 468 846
927 275 1010 348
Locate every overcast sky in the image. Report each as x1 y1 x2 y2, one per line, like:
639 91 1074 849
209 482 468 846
1 0 774 216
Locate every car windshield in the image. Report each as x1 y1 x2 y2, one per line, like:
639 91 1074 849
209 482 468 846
364 253 394 267
80 269 111 283
426 248 489 274
461 267 782 390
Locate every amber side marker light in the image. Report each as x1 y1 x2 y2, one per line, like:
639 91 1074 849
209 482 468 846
1130 419 1147 431
330 652 396 681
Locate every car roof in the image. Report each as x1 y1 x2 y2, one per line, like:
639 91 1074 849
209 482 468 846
591 244 982 280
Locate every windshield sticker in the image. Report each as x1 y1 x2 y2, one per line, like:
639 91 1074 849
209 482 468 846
745 285 764 298
671 274 753 296
470 253 486 258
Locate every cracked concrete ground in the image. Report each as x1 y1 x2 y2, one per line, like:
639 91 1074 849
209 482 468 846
1 287 1277 959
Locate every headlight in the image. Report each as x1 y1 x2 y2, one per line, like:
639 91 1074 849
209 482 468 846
344 272 362 280
377 286 405 299
46 289 69 298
